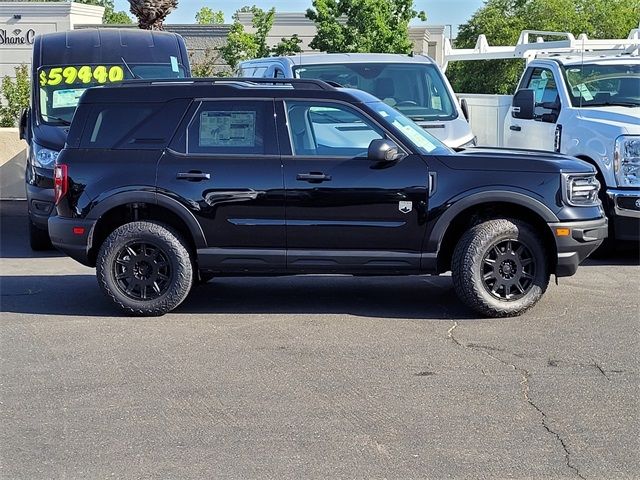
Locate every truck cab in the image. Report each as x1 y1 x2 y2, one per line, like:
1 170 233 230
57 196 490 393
238 53 476 149
20 28 191 250
505 56 639 242
445 29 639 244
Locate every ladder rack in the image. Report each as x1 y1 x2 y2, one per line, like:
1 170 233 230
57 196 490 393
443 28 640 70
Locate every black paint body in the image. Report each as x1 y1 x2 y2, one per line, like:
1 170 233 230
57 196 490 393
49 79 607 278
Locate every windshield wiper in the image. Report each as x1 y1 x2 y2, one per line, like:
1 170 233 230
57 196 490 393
583 101 639 108
41 114 71 125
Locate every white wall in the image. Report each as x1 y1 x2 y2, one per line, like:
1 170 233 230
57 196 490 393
0 2 103 79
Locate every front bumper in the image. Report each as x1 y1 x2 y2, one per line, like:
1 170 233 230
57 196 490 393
26 183 55 230
48 215 95 267
550 218 608 277
606 189 640 242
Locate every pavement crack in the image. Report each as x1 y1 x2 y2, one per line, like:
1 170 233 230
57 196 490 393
445 321 586 480
591 361 610 381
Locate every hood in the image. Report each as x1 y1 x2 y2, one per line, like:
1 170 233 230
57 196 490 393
440 147 595 174
32 123 69 151
577 106 640 132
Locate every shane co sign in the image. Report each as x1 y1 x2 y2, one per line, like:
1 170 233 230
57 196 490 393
0 28 36 46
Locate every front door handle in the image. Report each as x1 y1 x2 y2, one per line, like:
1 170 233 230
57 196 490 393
296 172 332 183
177 171 211 181
509 125 522 132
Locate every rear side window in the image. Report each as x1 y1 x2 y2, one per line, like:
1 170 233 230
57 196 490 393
81 100 188 149
185 100 277 155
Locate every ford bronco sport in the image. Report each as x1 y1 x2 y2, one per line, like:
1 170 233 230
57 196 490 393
49 78 607 317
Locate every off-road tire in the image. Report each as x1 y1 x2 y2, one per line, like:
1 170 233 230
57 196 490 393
29 220 52 251
452 218 550 317
96 221 193 316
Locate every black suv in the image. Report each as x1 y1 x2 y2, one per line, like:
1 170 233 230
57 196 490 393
49 78 607 317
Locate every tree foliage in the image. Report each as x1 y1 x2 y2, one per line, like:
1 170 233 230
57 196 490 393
0 65 30 128
218 6 303 74
195 7 224 24
74 0 132 24
447 0 640 94
306 0 426 53
128 0 178 30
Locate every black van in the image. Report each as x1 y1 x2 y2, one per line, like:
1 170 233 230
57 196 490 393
19 28 191 249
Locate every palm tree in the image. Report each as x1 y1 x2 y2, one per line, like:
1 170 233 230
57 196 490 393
128 0 178 30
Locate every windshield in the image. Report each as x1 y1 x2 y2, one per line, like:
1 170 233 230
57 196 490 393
293 63 457 121
564 63 640 108
368 101 452 155
38 63 186 125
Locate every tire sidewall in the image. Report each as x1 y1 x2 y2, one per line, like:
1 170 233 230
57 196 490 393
96 222 192 315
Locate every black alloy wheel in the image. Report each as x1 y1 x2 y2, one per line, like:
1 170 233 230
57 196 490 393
113 241 172 301
481 239 535 300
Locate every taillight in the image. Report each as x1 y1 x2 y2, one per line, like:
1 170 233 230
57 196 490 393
54 164 68 204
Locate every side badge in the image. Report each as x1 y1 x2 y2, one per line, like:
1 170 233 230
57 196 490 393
399 201 412 214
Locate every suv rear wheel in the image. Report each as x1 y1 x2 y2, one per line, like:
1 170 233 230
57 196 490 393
452 218 549 317
96 221 193 316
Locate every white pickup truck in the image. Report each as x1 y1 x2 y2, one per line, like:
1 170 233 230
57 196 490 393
445 30 639 243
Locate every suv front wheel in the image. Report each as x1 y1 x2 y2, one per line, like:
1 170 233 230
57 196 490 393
96 221 193 316
452 218 550 317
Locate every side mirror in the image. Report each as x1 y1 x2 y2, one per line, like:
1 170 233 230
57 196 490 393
368 139 402 162
512 89 535 120
460 97 470 122
19 109 28 141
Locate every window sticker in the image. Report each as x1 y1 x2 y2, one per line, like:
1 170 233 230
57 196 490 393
577 83 594 101
199 111 256 147
52 89 85 108
170 56 179 73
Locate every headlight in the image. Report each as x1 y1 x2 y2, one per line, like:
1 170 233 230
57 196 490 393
562 173 600 206
33 143 59 168
614 135 640 187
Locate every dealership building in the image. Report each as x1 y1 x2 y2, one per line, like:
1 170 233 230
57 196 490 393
1 2 447 78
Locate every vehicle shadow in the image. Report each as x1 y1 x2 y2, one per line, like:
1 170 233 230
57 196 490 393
0 200 63 259
583 243 639 267
0 274 477 320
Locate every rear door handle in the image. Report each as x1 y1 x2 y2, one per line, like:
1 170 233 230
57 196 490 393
510 125 522 131
296 172 332 183
177 171 211 181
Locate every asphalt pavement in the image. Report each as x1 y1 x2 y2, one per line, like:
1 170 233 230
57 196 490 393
1 200 638 479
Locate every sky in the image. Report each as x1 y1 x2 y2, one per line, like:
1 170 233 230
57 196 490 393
113 0 486 35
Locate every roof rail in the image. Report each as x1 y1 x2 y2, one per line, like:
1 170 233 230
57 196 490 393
442 28 640 70
115 77 337 90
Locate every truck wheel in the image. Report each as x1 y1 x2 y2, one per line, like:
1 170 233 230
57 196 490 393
452 219 549 317
96 221 193 316
29 220 52 251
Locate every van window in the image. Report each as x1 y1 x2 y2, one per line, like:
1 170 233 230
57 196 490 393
293 63 457 122
186 100 277 155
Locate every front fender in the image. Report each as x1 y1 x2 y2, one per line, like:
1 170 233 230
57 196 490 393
424 190 559 254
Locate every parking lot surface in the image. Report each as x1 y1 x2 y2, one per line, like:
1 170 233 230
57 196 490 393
1 200 638 479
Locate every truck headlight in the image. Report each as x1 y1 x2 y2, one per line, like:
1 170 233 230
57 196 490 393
562 173 600 206
614 136 640 187
33 143 59 168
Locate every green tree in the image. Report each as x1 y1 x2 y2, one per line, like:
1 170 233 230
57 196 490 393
128 0 178 30
76 0 133 24
306 0 426 53
218 6 302 73
195 7 224 24
447 0 640 94
0 65 30 127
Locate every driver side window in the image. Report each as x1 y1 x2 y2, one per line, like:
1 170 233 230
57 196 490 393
525 67 560 121
285 101 384 157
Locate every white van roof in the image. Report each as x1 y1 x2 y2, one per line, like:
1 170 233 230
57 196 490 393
243 53 438 66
